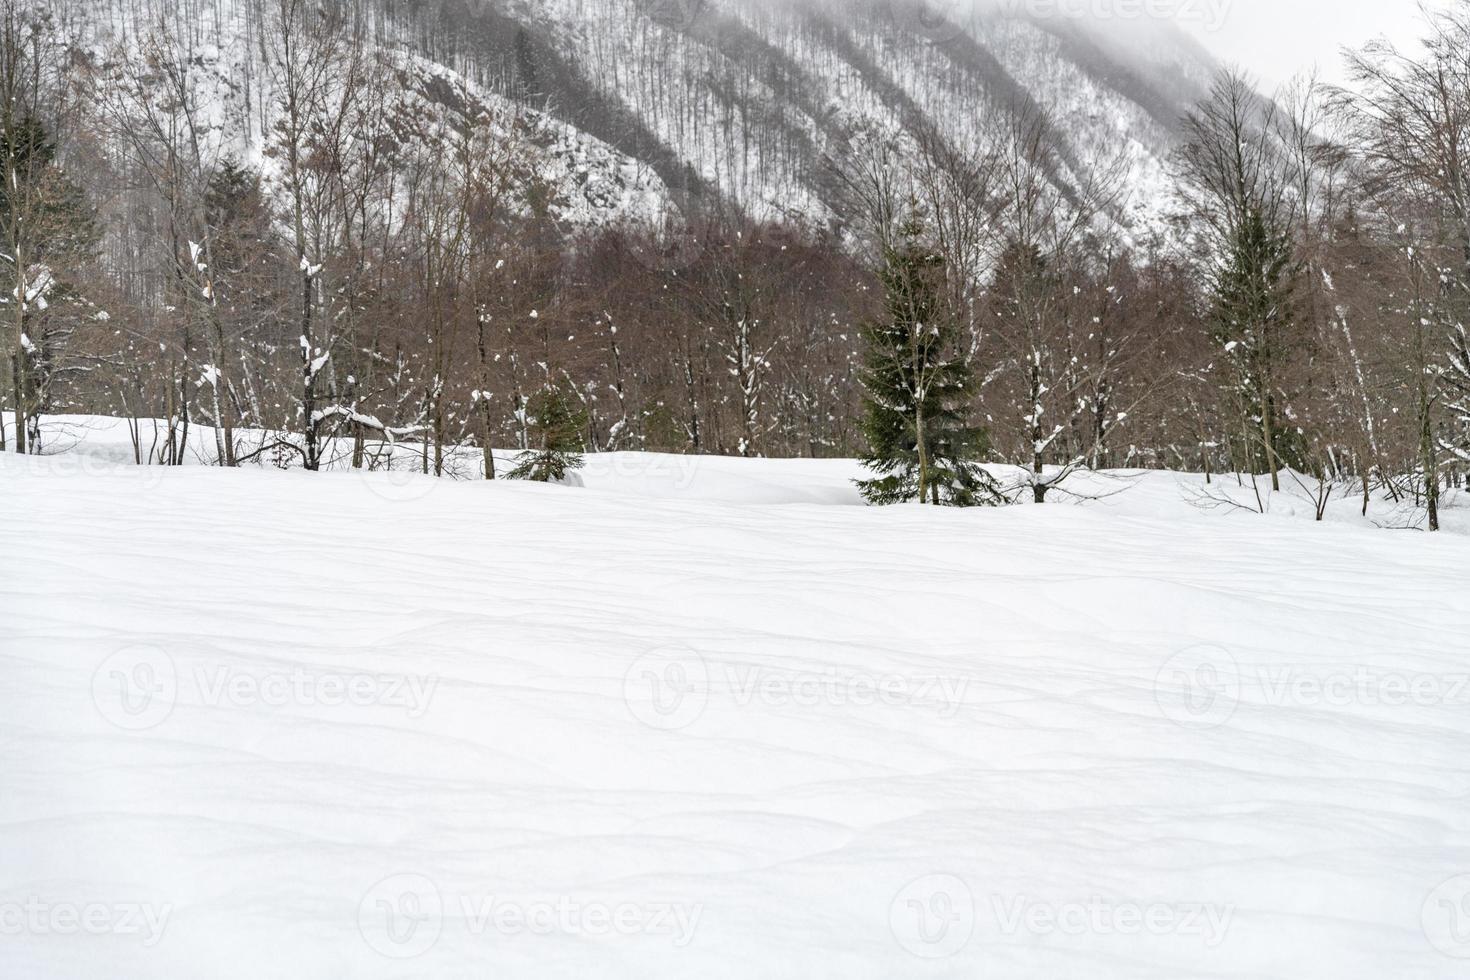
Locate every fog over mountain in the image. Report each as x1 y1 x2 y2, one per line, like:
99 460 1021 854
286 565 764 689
1181 0 1435 87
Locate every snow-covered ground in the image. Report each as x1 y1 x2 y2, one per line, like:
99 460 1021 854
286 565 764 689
5 417 1470 978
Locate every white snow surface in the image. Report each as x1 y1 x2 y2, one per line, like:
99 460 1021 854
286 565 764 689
4 419 1470 978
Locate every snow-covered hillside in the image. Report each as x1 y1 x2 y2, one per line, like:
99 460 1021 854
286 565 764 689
55 0 1220 232
70 0 671 229
4 433 1470 978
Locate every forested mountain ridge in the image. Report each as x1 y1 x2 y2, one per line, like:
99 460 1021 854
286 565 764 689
58 0 1222 234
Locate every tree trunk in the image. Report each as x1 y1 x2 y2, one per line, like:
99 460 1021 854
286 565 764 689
1030 354 1046 503
212 320 237 467
1421 393 1440 532
477 314 496 480
1260 383 1281 492
12 266 27 455
301 270 319 471
914 402 929 504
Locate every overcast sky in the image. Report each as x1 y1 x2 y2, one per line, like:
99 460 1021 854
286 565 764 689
1180 0 1440 89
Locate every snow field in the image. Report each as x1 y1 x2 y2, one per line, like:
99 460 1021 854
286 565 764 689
3 432 1470 978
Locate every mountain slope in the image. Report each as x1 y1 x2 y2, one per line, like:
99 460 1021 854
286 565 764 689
61 0 1222 234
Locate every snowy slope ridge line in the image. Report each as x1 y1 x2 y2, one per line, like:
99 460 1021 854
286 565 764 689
4 443 1470 977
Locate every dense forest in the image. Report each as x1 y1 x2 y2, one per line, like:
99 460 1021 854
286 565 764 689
4 0 1470 526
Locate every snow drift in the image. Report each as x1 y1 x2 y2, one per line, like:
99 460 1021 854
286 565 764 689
3 432 1470 978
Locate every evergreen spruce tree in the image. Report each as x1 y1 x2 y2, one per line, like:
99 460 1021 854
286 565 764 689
510 386 587 482
1209 204 1306 482
512 29 541 101
856 207 1000 507
205 160 264 247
